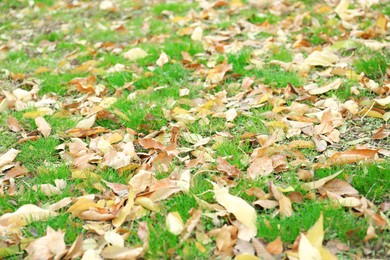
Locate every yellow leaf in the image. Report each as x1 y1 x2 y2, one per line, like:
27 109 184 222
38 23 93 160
235 254 261 260
112 187 135 227
306 213 324 248
67 198 97 217
71 170 101 180
23 110 49 119
298 234 321 260
213 183 257 241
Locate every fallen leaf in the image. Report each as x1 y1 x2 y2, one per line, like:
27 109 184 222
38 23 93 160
112 188 135 228
304 50 339 67
364 224 377 242
308 78 342 95
213 183 257 241
0 204 57 227
35 116 51 137
329 149 378 164
7 116 23 132
301 170 343 191
123 48 148 61
101 246 143 260
32 183 62 196
217 157 241 178
156 52 169 67
371 125 389 139
105 231 125 247
247 157 274 178
191 27 203 41
298 234 321 260
76 115 96 129
0 149 20 169
322 179 359 196
26 227 66 260
166 212 184 235
265 236 283 255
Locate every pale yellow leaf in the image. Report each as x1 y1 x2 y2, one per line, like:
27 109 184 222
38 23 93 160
213 183 257 241
76 115 96 129
0 149 19 168
123 48 148 61
374 96 390 107
166 212 184 235
35 116 51 137
101 246 143 260
156 52 169 67
0 204 57 227
32 183 61 197
304 50 339 67
226 108 238 122
298 234 321 260
191 27 203 41
308 78 342 95
104 231 125 247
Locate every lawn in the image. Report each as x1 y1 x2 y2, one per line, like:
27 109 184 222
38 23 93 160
0 0 389 259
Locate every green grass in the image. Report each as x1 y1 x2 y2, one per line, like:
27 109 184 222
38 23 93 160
16 137 61 172
354 51 388 81
152 2 196 15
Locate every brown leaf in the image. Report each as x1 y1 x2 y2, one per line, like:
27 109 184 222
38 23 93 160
206 60 232 84
322 179 359 196
4 165 29 179
7 116 23 132
64 234 84 259
137 138 165 150
65 127 107 138
266 236 283 255
371 124 389 139
252 239 274 260
329 149 379 164
35 116 51 137
247 157 274 179
213 225 237 257
217 157 241 178
364 224 377 242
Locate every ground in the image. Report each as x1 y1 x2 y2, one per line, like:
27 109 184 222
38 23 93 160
0 0 389 259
